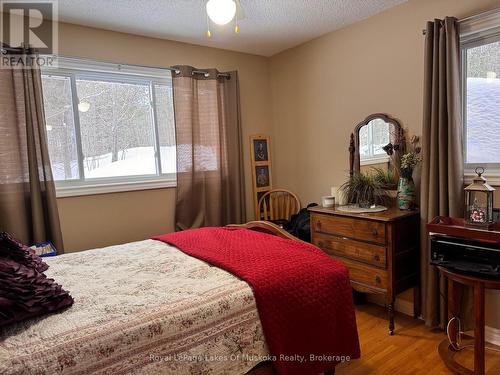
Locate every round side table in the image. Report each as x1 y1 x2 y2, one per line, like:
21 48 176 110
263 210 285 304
437 266 500 375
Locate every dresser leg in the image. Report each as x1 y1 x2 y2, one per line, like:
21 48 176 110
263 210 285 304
388 299 395 335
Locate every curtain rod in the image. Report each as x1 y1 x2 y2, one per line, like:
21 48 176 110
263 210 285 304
0 49 230 78
422 8 499 35
0 45 34 54
189 69 231 79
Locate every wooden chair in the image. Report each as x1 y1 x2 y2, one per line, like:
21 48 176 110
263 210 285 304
257 189 301 224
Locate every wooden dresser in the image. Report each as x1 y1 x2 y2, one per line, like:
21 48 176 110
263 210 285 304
309 206 420 335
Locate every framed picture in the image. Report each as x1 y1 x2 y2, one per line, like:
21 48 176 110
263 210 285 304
250 134 272 217
253 139 269 162
255 166 271 188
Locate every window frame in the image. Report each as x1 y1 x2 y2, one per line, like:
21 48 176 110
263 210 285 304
41 57 176 197
460 10 500 184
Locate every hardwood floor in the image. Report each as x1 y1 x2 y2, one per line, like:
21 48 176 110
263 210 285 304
337 303 500 374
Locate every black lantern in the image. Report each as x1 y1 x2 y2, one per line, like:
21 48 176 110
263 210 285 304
465 167 495 229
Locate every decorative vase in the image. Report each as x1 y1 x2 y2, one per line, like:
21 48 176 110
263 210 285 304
397 177 415 210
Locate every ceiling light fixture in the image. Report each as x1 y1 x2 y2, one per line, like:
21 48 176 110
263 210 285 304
205 0 240 38
206 0 236 25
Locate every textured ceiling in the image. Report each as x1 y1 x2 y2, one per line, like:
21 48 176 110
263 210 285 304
57 0 408 57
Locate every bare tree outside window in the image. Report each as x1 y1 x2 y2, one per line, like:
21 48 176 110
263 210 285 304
76 79 155 178
42 75 79 180
41 58 176 187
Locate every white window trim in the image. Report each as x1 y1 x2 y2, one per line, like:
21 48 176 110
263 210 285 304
460 9 500 44
56 178 176 198
42 57 177 197
460 9 500 180
464 170 500 186
360 155 390 166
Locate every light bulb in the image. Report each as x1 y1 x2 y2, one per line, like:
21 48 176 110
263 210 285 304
78 101 90 112
206 0 236 25
486 71 497 82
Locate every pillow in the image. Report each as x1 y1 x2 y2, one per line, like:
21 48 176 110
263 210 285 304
0 232 49 272
0 258 74 327
0 234 73 328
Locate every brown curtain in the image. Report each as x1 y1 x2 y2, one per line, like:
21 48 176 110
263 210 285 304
420 18 471 328
172 65 245 230
0 53 64 252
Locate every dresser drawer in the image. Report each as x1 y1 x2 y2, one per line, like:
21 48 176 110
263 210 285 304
313 234 386 268
311 213 386 245
340 258 388 290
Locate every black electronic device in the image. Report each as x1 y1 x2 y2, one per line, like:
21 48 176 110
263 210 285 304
430 235 500 278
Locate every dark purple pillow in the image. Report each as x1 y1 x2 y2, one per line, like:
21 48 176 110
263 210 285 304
0 257 73 327
0 232 49 272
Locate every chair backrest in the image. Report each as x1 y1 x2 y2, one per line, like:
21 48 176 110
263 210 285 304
258 189 301 222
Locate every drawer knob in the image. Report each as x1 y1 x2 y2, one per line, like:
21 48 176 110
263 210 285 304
375 276 382 285
374 254 380 262
372 229 379 236
318 241 324 248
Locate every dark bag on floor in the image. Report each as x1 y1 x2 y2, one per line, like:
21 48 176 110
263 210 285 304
284 203 318 243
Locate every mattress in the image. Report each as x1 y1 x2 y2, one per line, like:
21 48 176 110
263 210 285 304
0 239 268 374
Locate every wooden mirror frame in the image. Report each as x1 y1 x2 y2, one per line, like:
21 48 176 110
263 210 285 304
349 113 405 177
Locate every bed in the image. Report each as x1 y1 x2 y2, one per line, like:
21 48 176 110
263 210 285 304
0 221 358 375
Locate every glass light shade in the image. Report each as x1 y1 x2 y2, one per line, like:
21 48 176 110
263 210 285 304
78 101 90 112
206 0 236 25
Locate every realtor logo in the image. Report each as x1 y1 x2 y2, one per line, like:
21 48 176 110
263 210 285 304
1 0 58 66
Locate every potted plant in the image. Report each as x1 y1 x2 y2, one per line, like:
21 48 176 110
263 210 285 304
397 135 421 210
341 171 389 208
373 167 398 199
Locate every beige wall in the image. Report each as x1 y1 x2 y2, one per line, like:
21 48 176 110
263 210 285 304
269 0 500 203
269 0 500 328
55 22 273 252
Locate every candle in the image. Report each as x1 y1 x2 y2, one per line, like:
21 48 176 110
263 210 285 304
331 186 346 206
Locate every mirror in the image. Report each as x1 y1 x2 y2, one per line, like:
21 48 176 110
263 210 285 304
349 113 404 177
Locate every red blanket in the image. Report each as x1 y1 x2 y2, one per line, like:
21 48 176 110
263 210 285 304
153 227 360 374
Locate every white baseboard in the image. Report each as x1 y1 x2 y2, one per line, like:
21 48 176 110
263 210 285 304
366 295 500 346
366 294 414 317
485 326 500 346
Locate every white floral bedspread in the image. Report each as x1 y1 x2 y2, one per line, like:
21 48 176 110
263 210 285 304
0 240 268 375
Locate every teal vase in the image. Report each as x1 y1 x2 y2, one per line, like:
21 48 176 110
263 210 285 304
397 177 415 210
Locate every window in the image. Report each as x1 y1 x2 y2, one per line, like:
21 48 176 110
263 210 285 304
461 11 500 182
359 119 390 165
41 57 176 196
